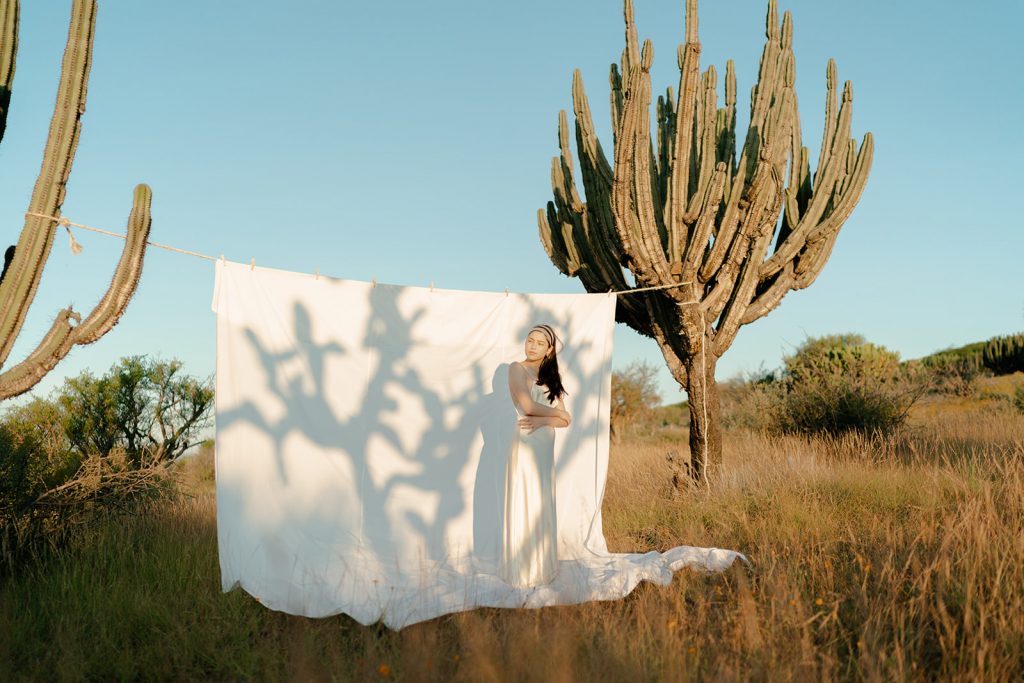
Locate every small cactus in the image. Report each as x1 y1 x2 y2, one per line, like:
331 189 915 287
0 0 152 400
539 0 872 482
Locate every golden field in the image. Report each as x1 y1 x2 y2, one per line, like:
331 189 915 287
1 377 1022 681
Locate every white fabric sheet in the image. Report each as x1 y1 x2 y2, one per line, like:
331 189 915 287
211 259 745 629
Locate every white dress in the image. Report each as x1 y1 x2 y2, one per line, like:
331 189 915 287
499 381 558 587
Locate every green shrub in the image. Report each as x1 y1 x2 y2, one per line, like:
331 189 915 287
777 334 922 436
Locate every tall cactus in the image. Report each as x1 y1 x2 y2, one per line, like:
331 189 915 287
0 0 152 401
539 0 872 483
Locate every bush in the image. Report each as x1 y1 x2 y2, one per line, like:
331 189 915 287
0 355 209 574
720 367 786 433
916 352 986 397
0 424 173 574
777 334 922 436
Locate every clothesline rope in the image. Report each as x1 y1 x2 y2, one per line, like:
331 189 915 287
25 211 218 262
22 211 691 295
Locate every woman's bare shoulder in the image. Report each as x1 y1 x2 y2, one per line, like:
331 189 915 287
508 362 528 386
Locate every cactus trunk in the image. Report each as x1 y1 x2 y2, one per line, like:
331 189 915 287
684 348 720 483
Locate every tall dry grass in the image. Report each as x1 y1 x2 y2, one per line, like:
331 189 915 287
1 402 1022 681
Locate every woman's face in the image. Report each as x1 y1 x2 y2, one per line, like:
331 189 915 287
524 330 552 362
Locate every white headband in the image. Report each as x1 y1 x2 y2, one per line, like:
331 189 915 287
530 324 560 351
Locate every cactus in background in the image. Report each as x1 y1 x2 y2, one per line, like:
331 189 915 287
0 0 152 401
539 0 872 483
982 334 1024 376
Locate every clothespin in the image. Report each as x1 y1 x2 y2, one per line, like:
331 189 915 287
250 257 255 271
220 254 226 266
314 267 320 280
504 287 509 297
372 277 377 289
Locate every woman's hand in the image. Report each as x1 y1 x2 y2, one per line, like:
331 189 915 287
518 416 550 433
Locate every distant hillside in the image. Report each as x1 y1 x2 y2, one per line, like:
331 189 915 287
914 340 988 363
914 332 1024 376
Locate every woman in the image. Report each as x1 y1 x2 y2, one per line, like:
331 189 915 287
499 324 571 588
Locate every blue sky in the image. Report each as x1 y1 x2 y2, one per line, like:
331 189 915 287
2 0 1022 407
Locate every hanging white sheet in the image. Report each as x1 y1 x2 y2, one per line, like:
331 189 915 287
211 259 744 629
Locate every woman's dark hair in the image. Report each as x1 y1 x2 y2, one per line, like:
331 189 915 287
531 324 566 403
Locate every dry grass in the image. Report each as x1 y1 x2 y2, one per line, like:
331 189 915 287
1 402 1023 681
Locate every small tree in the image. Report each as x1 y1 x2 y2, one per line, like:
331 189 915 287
57 356 213 466
611 360 661 441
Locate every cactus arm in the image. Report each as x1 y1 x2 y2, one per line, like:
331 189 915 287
571 71 627 272
620 0 641 88
757 79 873 294
665 0 701 264
544 74 653 336
719 60 737 182
701 6 791 286
686 66 718 220
630 42 673 282
0 307 79 397
0 185 150 400
0 0 17 144
680 161 726 284
789 134 872 289
711 167 785 354
0 0 96 369
612 40 674 290
702 153 780 323
655 86 674 208
740 260 794 324
538 205 570 276
73 184 152 343
758 74 851 279
545 108 619 289
816 60 840 185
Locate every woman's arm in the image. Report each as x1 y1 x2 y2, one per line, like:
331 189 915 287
508 363 569 420
518 415 565 432
552 396 571 428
